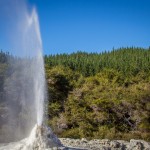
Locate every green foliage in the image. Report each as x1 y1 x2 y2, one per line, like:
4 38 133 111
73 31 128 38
0 48 150 141
46 65 82 119
45 48 150 141
45 47 150 77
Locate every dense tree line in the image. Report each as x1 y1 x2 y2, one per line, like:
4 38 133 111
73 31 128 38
0 47 150 141
45 47 150 77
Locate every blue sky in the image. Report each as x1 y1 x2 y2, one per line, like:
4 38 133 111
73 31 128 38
1 0 150 55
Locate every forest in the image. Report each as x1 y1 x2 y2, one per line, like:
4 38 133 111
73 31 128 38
0 47 150 141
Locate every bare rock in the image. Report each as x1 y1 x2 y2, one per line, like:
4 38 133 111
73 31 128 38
59 138 150 150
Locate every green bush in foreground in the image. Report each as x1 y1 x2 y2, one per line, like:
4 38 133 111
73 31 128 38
46 66 150 141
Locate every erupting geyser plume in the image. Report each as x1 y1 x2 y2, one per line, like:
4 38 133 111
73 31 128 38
27 7 45 127
0 0 62 149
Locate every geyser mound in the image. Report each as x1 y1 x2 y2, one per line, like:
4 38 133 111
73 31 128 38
26 125 62 149
0 125 62 150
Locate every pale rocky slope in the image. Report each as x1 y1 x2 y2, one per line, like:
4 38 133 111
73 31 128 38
59 138 150 150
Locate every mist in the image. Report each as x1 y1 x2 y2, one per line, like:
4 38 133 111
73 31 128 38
0 0 46 142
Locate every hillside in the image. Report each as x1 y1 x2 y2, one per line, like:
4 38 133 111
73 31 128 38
45 47 150 141
0 47 150 141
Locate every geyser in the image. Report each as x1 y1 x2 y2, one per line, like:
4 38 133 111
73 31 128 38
27 7 45 127
0 0 62 149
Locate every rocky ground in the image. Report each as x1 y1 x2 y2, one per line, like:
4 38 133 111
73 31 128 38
58 138 150 150
0 126 150 150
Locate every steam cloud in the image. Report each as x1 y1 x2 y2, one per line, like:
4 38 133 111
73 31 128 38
0 0 46 142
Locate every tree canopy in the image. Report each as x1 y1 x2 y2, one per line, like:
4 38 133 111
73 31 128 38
0 47 150 141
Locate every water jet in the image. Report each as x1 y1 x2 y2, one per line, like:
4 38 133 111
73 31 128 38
0 0 62 149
